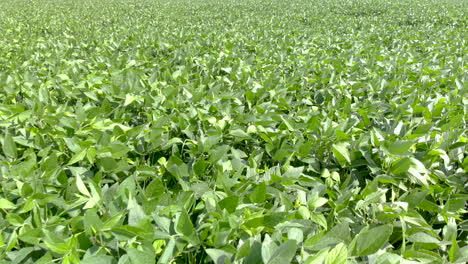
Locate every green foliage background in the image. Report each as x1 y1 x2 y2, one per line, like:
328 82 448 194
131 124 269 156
0 0 467 263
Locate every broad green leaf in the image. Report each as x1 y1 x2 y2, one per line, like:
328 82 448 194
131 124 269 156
403 248 443 263
250 182 267 203
390 157 411 175
81 255 114 264
127 196 147 226
262 235 278 264
283 166 304 179
175 209 195 237
7 246 34 264
166 156 189 190
75 174 91 197
400 190 427 209
230 129 250 139
407 232 440 244
2 131 17 159
374 253 402 264
0 198 15 209
305 222 349 250
267 240 298 264
43 238 70 254
157 238 175 264
309 197 328 209
244 241 263 263
124 94 137 106
32 252 53 264
101 211 125 231
68 148 87 165
83 209 103 235
325 243 348 264
205 249 233 264
332 143 351 166
386 140 414 155
219 195 239 213
127 248 155 264
287 228 304 243
305 247 329 264
145 179 165 198
351 225 393 256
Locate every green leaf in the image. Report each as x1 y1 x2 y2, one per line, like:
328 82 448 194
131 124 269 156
230 129 250 139
126 248 155 264
43 232 70 255
0 198 15 209
8 246 34 264
287 228 304 243
283 166 304 179
175 209 195 237
403 248 443 263
205 249 233 264
305 222 349 250
219 195 239 213
390 157 412 175
81 255 115 264
407 232 440 244
157 238 175 264
309 197 328 209
31 252 53 264
374 253 402 264
250 182 267 203
101 211 125 231
262 235 278 263
267 240 298 264
145 179 165 198
75 173 91 197
124 94 137 106
400 190 427 209
332 143 351 166
386 140 414 155
68 148 87 165
244 241 263 263
166 156 189 190
325 243 348 264
351 225 393 256
2 131 17 159
127 196 147 226
97 157 118 172
304 247 329 264
83 209 103 235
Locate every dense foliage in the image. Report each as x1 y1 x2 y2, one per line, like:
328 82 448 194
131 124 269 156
0 0 467 263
